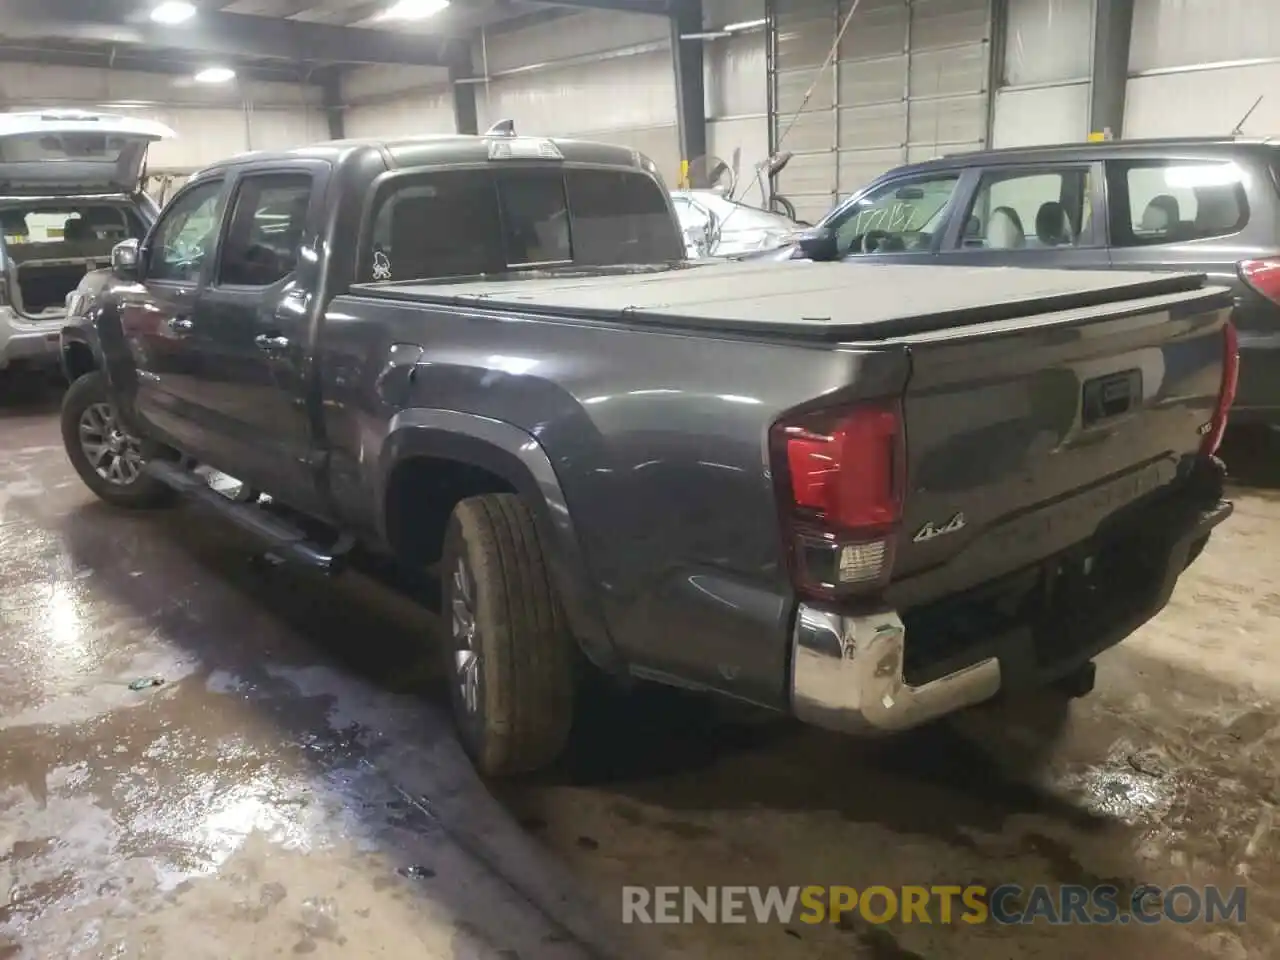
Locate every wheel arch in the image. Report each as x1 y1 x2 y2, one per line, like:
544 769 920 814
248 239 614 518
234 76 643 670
377 408 621 674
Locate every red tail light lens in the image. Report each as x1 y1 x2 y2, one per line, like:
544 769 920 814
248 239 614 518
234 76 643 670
1200 320 1239 457
1240 257 1280 305
771 401 905 599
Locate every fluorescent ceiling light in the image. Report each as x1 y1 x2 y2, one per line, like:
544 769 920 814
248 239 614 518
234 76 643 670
376 0 450 21
724 18 767 31
150 1 196 24
194 67 236 84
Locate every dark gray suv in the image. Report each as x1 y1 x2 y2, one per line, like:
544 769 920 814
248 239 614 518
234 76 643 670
776 138 1280 426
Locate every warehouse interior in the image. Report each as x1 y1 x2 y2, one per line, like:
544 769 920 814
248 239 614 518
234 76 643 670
0 0 1279 957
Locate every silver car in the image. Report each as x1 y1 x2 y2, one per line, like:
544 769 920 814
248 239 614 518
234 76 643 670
671 189 802 258
0 110 171 376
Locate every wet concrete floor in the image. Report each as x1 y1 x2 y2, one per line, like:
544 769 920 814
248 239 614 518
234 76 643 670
1 379 1278 959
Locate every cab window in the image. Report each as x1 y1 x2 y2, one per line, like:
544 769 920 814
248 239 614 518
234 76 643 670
829 175 959 256
217 173 313 287
956 167 1093 250
146 179 226 283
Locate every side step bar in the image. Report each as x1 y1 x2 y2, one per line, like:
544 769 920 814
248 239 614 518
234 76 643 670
144 460 352 574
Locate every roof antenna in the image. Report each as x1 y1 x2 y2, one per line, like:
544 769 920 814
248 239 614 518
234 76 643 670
485 119 516 137
1231 95 1263 136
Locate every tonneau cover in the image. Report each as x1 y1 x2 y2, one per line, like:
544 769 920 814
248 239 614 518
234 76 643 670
353 260 1218 341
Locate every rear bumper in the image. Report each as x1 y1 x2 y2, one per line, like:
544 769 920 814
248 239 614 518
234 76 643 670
0 306 64 370
790 482 1233 736
1232 331 1280 424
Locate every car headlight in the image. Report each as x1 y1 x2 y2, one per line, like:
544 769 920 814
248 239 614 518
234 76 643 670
65 291 87 317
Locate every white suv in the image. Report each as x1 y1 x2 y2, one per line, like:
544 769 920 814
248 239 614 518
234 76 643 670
0 110 172 375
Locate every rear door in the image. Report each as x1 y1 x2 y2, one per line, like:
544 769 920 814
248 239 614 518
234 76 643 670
184 163 328 514
933 161 1111 270
1103 155 1279 419
122 175 229 453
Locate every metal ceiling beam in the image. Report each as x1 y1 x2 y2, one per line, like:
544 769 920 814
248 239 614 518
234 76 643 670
528 0 668 15
0 42 312 83
0 0 472 67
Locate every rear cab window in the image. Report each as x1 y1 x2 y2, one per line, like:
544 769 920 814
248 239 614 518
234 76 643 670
362 166 682 283
1106 159 1249 246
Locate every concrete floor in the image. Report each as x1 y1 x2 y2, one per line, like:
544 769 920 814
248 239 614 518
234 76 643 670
1 380 1278 959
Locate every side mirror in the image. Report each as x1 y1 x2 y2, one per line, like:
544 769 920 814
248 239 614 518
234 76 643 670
795 226 839 261
111 239 141 281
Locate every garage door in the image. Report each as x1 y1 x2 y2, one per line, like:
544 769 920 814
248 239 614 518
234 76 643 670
770 0 992 223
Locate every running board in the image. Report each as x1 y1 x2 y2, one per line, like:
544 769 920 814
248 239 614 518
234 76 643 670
144 460 352 574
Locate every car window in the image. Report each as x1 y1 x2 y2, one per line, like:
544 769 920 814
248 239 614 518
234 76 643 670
957 168 1093 250
1108 160 1249 246
218 173 312 287
828 175 959 256
148 180 225 284
363 167 681 282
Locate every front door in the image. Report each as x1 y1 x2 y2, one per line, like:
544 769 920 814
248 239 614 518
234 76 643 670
122 175 228 455
821 171 964 265
184 166 325 514
933 162 1113 271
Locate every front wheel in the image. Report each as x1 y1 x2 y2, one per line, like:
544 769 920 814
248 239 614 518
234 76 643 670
60 371 174 509
441 493 575 777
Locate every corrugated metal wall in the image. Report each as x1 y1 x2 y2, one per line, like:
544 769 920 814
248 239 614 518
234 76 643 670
1125 0 1280 137
0 63 326 172
474 9 682 182
703 0 771 204
770 0 992 222
990 0 1093 147
341 65 456 140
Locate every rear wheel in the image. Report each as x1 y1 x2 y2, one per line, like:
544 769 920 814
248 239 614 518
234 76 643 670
61 371 174 509
441 493 575 777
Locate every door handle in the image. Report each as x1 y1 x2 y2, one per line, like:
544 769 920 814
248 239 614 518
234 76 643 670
255 334 291 353
167 316 193 333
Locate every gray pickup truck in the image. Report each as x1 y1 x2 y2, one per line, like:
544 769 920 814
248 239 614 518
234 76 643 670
60 128 1238 777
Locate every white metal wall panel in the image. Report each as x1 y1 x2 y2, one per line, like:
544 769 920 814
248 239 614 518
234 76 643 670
345 93 457 140
991 83 1089 146
772 0 991 223
704 1 769 192
1125 0 1280 138
1004 0 1094 85
1130 0 1280 72
341 65 457 139
1125 65 1280 138
471 10 680 182
0 63 324 171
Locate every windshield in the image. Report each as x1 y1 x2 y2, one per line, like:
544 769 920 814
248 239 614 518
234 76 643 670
363 166 683 283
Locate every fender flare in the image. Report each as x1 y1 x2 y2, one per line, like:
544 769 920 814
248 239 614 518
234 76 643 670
378 408 622 674
59 315 104 382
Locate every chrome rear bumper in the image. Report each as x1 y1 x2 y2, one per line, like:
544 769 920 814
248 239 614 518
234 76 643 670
790 606 1001 735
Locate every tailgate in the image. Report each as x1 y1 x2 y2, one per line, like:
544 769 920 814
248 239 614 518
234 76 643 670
888 284 1232 601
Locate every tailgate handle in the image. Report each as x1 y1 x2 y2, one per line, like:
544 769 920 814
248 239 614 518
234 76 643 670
1082 369 1141 426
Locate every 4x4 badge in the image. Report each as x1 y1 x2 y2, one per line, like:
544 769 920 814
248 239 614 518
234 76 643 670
913 513 967 543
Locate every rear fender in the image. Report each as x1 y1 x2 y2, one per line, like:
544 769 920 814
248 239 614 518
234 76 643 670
378 408 621 674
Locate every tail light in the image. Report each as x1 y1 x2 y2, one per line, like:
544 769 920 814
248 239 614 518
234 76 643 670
769 400 905 600
1240 257 1280 305
1200 320 1239 457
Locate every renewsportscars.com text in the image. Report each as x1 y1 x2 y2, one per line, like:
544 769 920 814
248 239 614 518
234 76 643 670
621 884 1247 926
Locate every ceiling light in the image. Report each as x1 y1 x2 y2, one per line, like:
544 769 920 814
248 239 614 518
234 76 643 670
723 18 767 31
194 67 236 84
375 0 450 21
150 1 196 24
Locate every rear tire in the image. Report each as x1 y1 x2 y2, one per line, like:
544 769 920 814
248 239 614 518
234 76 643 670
441 493 575 777
61 371 174 509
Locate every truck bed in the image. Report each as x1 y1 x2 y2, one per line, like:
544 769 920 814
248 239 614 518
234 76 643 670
352 260 1215 341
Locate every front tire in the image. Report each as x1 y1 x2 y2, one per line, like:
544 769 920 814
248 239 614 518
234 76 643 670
442 493 575 777
61 371 174 509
